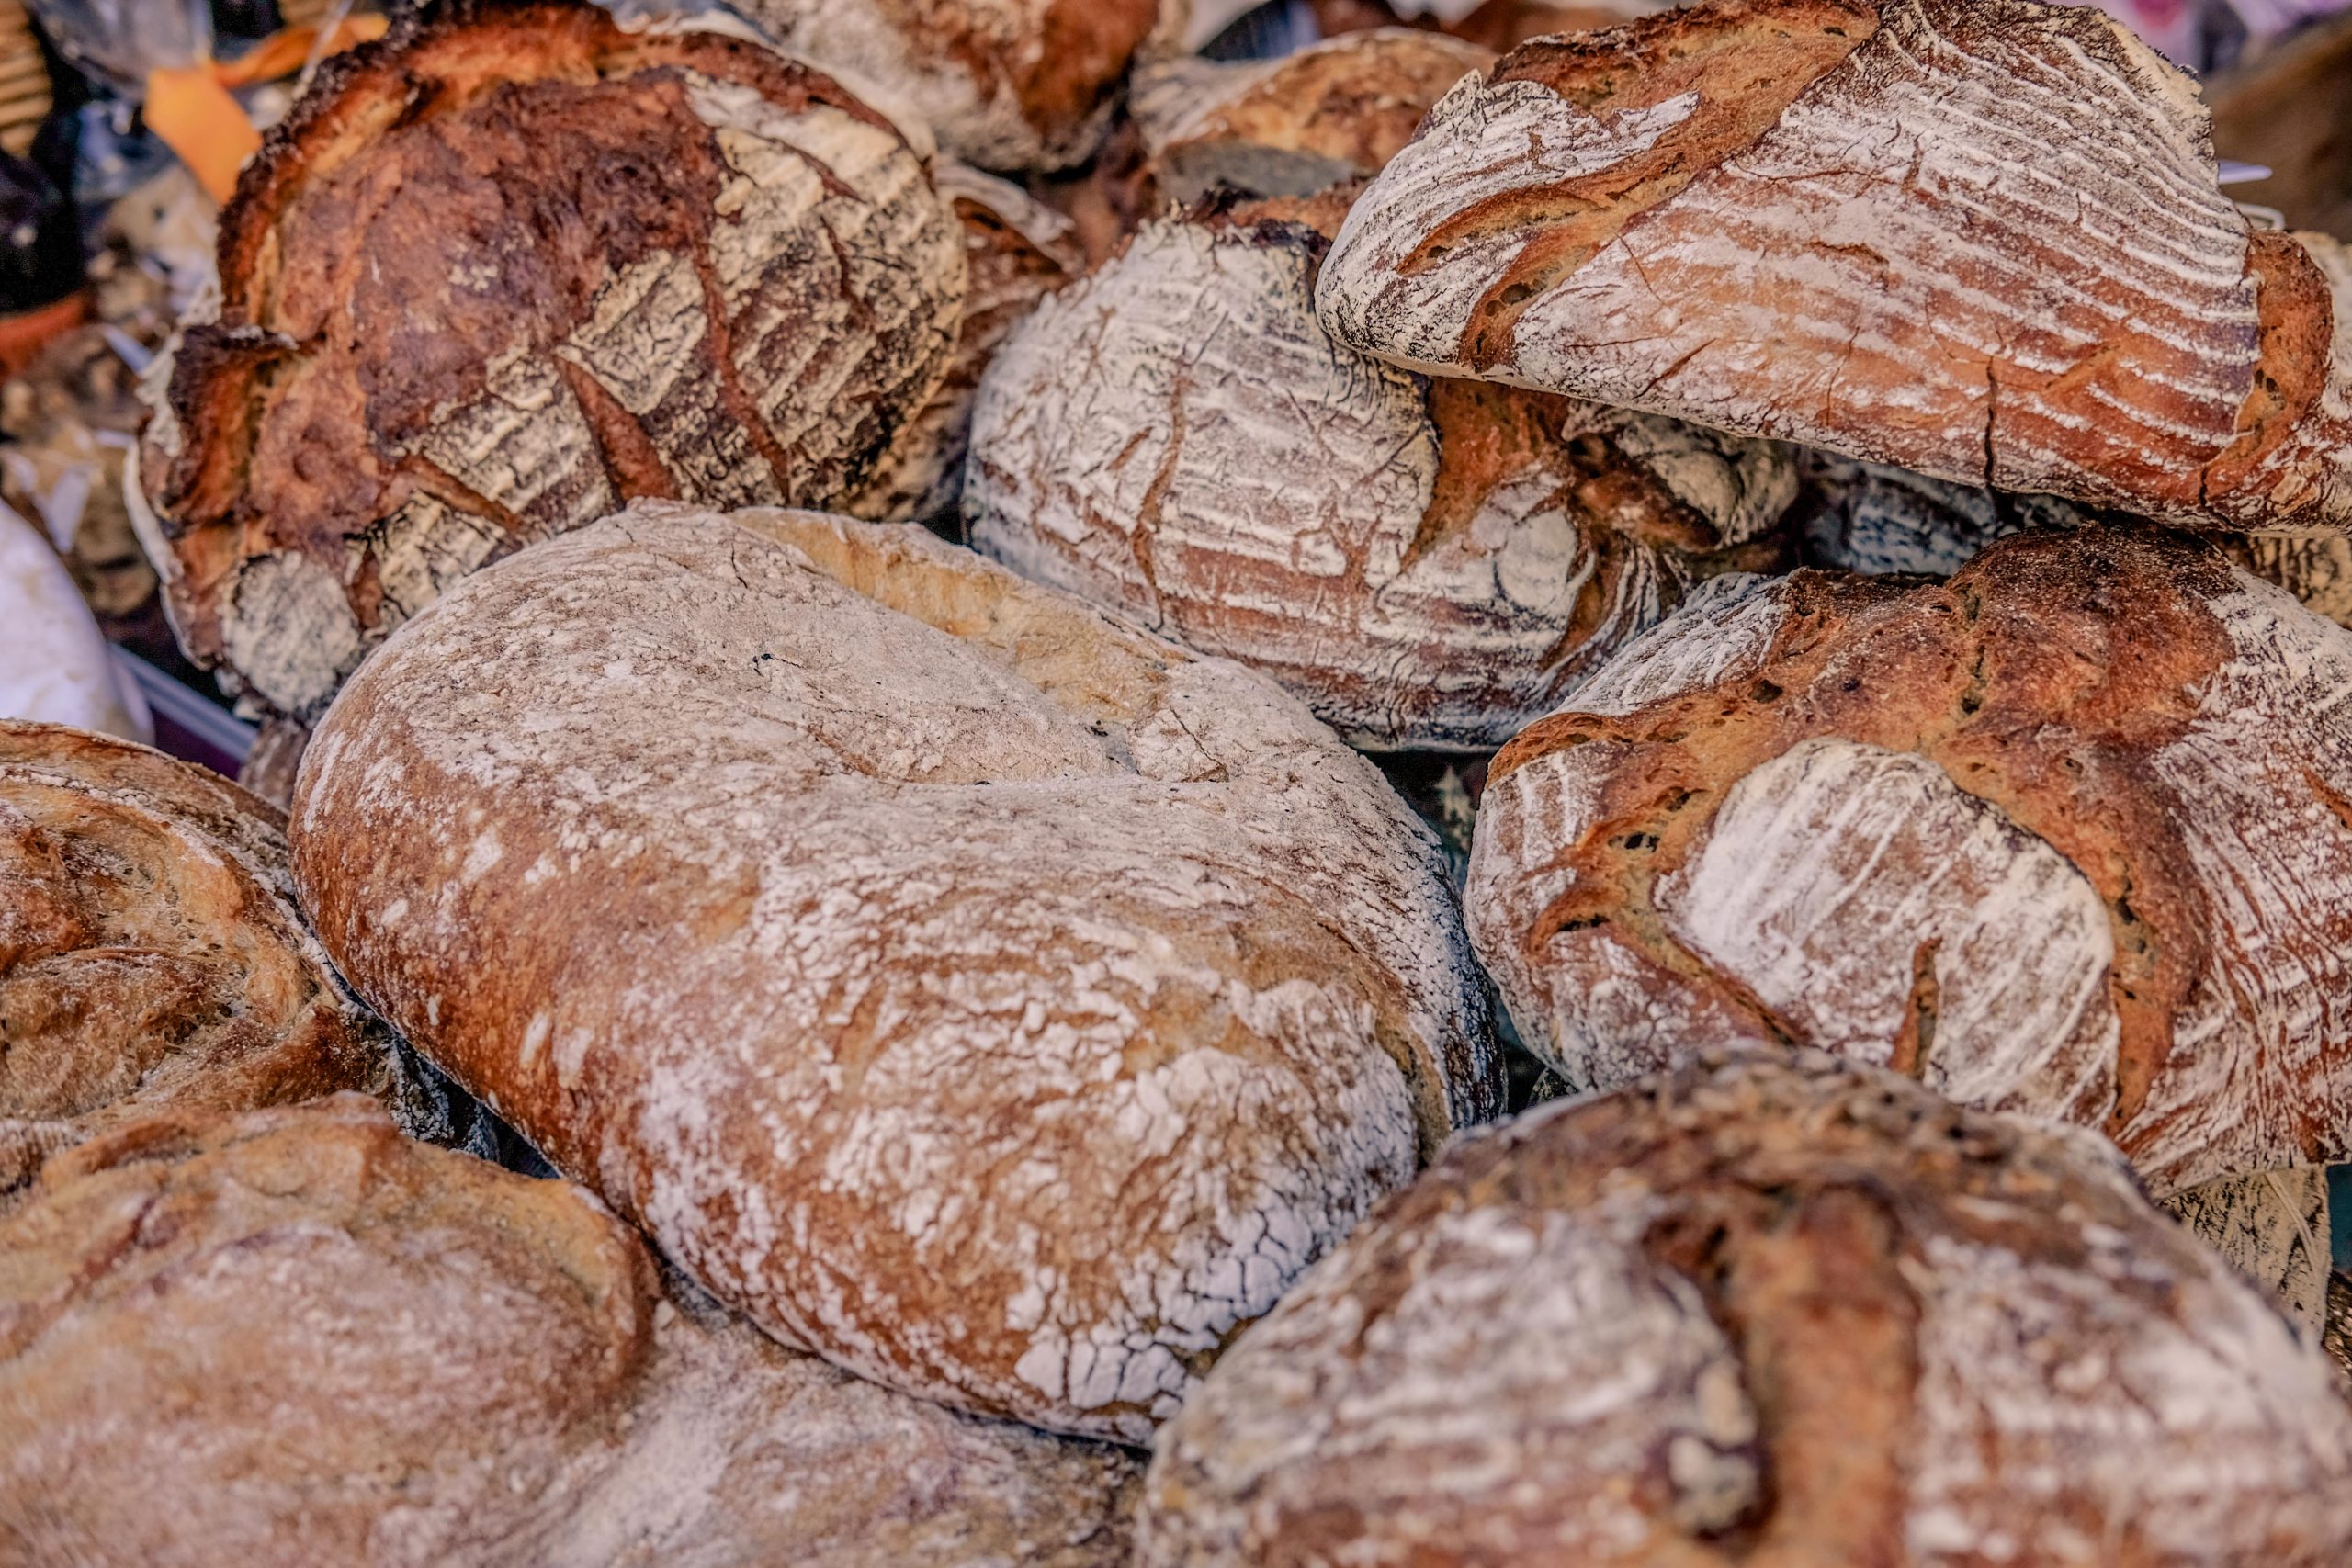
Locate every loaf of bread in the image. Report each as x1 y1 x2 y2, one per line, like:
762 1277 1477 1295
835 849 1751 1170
967 206 1794 750
0 1094 1141 1566
290 502 1497 1441
0 720 383 1201
845 163 1081 527
1136 29 1493 206
730 0 1178 173
1140 1051 2352 1565
1315 0 2352 535
1467 525 2352 1196
0 502 148 741
132 0 965 720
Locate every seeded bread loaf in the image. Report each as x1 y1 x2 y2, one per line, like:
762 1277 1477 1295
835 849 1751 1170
1141 1051 2352 1566
289 502 1498 1442
0 720 383 1201
1467 525 2352 1196
1316 0 2352 535
133 0 966 720
0 1094 1141 1566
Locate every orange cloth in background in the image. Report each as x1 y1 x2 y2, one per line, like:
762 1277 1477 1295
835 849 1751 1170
141 15 389 203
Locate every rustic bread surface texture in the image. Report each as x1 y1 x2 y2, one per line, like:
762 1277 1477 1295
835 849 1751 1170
1315 0 2352 534
136 0 965 721
967 209 1794 750
1467 525 2352 1197
288 502 1498 1442
0 720 383 1203
0 1095 1140 1567
1139 1051 2352 1566
844 162 1081 526
732 0 1176 172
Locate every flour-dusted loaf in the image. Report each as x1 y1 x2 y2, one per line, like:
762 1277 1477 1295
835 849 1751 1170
1140 1051 2352 1566
1468 525 2352 1197
1316 0 2352 535
1137 29 1493 206
133 0 966 721
0 721 384 1201
289 502 1497 1441
844 163 1081 527
967 206 1794 750
731 0 1181 173
0 1095 1140 1567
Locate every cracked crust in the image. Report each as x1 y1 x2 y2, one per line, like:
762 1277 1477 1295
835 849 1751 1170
0 720 386 1204
0 1095 1141 1566
1468 525 2352 1196
287 502 1498 1442
967 209 1796 750
135 0 965 720
1317 0 2352 534
732 0 1178 173
1139 1050 2352 1566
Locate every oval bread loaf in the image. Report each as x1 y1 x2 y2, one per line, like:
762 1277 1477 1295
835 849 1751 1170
967 207 1795 750
1467 525 2352 1196
1315 0 2352 535
0 1094 1141 1567
134 0 966 721
1140 1051 2352 1566
288 502 1498 1442
0 720 385 1201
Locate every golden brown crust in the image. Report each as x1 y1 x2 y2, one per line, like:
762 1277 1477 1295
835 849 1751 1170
0 720 384 1201
1140 1051 2352 1565
1472 525 2352 1193
137 0 965 718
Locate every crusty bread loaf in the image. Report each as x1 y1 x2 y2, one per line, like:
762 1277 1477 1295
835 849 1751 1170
132 0 965 720
1467 525 2352 1196
1316 0 2352 535
2163 1166 2332 1331
1140 1050 2352 1566
0 1094 1140 1566
289 502 1498 1441
0 720 383 1201
1136 29 1493 206
844 163 1081 527
731 0 1179 173
967 207 1794 750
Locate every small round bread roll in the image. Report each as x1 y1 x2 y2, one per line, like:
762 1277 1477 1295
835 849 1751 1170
732 0 1180 173
0 1095 1141 1567
845 162 1082 527
967 205 1794 750
0 720 384 1201
1141 1051 2352 1567
1467 525 2352 1196
134 0 966 721
0 504 150 742
289 502 1498 1441
1135 29 1495 206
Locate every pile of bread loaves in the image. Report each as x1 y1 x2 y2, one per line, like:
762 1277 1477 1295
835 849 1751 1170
7 0 2352 1561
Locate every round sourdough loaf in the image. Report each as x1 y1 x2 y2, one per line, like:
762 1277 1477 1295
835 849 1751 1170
0 720 384 1201
1135 29 1494 206
844 163 1082 527
731 0 1179 173
1467 525 2352 1197
967 207 1794 751
288 502 1498 1441
133 0 966 722
1315 0 2352 535
0 1094 1141 1567
1139 1051 2352 1566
